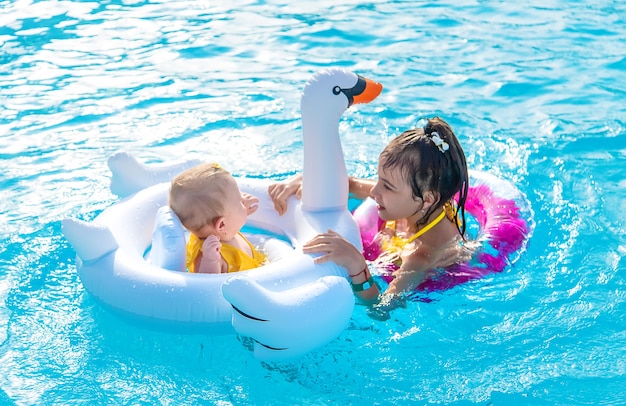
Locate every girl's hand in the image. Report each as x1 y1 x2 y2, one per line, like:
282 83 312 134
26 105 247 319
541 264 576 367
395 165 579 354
367 293 407 321
302 229 364 275
201 235 222 262
268 174 302 215
242 193 259 215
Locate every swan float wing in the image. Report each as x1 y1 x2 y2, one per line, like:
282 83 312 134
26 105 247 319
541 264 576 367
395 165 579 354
223 274 354 361
62 218 118 263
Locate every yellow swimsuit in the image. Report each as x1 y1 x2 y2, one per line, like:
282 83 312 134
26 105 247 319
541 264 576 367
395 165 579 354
380 202 458 255
186 233 267 273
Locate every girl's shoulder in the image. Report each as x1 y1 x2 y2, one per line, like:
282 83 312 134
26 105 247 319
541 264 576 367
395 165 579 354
399 239 432 270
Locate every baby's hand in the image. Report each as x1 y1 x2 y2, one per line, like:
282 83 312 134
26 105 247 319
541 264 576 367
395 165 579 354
202 235 222 261
242 193 259 215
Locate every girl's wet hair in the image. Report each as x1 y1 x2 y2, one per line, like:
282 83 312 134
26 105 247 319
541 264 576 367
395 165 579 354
379 117 469 237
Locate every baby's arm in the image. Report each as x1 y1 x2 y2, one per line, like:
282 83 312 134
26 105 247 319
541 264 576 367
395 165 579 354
196 235 224 274
242 193 259 216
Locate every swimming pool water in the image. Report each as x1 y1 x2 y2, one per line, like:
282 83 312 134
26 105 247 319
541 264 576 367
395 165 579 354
1 0 625 404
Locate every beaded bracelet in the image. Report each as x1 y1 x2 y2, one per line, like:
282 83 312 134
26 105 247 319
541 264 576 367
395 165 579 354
349 267 367 278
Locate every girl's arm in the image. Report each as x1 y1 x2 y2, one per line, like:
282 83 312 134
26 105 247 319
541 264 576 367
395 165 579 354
268 174 302 215
348 177 376 200
385 248 433 294
242 192 259 215
365 253 432 321
269 175 376 214
302 229 380 302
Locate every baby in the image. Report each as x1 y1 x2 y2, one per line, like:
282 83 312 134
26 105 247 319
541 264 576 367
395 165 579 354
169 163 266 274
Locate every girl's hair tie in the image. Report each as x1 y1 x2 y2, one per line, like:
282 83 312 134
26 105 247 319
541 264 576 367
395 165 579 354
428 131 449 153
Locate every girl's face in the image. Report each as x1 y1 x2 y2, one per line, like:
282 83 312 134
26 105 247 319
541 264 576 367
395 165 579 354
370 159 423 223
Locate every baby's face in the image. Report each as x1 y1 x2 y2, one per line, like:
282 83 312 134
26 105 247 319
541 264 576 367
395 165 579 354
221 178 249 236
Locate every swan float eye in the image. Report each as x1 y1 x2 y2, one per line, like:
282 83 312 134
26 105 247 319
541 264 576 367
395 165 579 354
332 86 341 95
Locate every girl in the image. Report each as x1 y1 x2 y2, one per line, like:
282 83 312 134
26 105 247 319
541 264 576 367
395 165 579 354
269 117 473 317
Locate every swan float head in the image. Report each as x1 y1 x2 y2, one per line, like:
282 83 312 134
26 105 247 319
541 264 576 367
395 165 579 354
301 68 383 113
300 68 382 211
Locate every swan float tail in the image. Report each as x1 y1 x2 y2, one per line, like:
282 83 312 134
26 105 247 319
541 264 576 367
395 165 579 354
222 274 354 361
62 218 119 262
108 152 203 198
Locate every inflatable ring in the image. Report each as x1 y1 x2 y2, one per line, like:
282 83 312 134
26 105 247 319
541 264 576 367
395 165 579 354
62 68 383 361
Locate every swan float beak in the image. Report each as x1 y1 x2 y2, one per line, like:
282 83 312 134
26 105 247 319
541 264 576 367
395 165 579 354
341 75 383 106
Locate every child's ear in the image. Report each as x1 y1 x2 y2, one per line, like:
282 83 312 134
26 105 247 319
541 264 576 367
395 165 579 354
422 191 440 210
213 216 226 233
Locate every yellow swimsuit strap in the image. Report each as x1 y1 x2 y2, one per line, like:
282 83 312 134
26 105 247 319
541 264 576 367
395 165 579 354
405 208 447 244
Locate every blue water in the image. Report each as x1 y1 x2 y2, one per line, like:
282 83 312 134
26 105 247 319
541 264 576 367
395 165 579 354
1 0 625 404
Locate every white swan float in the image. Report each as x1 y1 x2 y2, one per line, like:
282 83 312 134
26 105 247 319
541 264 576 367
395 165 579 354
62 68 383 361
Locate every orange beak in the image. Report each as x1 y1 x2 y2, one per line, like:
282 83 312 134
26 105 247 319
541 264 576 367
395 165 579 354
351 75 383 106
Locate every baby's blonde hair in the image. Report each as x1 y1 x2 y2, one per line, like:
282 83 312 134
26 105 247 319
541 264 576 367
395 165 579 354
169 163 234 232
